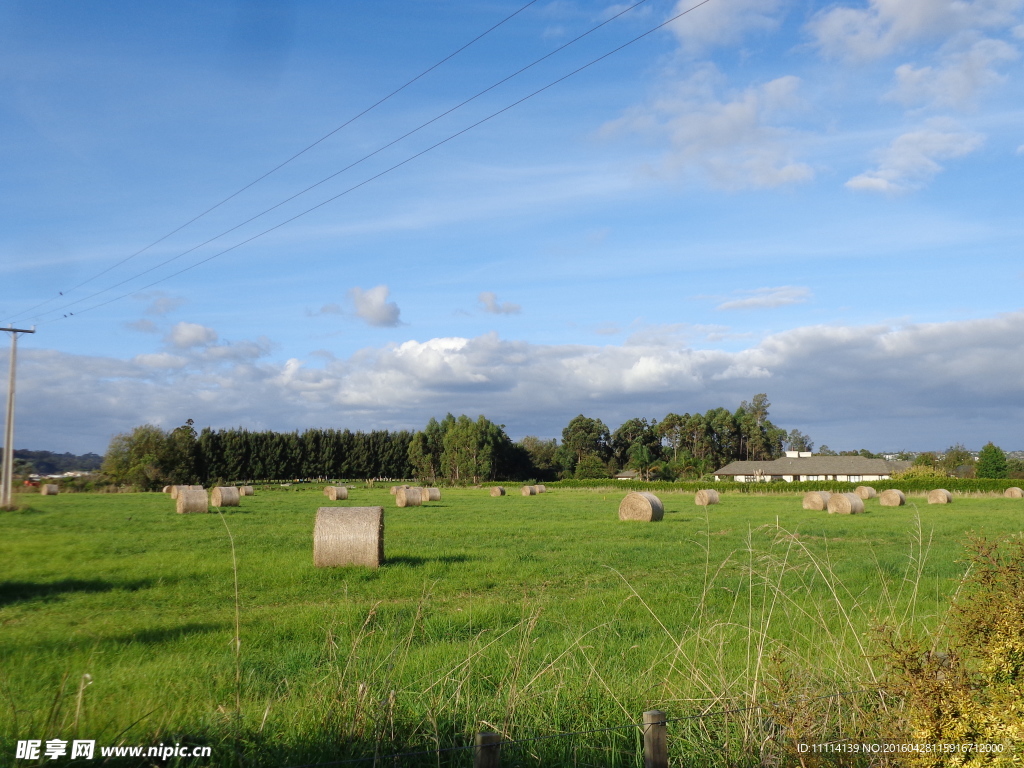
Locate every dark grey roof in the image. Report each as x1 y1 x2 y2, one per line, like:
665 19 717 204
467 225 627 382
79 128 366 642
714 456 912 475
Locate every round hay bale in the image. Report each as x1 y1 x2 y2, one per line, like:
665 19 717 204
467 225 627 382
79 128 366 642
170 485 180 499
521 485 536 496
422 487 441 502
325 486 349 502
162 485 172 494
854 486 877 500
176 489 208 514
802 491 831 511
827 493 864 515
211 487 240 507
40 484 59 496
535 484 546 493
190 485 204 490
390 485 410 496
490 486 506 497
240 486 254 497
313 506 384 568
879 489 906 507
618 491 664 522
694 489 719 506
396 487 422 507
927 488 953 504
1004 487 1023 499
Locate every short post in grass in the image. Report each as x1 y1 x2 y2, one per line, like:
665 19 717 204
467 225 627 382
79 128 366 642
643 710 668 768
474 731 501 768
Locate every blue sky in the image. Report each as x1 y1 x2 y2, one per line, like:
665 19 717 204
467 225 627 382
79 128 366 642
2 0 1023 454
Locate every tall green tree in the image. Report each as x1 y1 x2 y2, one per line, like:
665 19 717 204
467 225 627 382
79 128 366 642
976 442 1008 479
561 415 610 468
102 424 170 490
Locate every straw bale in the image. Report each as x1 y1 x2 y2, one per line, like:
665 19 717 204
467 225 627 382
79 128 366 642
879 489 906 507
176 489 208 514
211 486 240 507
854 486 877 500
422 487 441 502
190 485 204 490
802 491 831 511
618 491 664 522
490 486 506 497
694 489 719 506
240 486 254 497
827 493 864 515
313 506 384 568
521 485 536 496
535 485 546 493
927 489 953 504
40 484 59 496
396 487 422 507
1004 487 1023 499
170 485 180 499
162 485 172 494
325 486 349 502
390 485 410 496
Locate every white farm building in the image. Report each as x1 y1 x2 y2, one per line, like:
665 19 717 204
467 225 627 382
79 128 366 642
713 451 912 483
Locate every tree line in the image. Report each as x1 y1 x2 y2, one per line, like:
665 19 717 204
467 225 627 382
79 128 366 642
100 393 815 489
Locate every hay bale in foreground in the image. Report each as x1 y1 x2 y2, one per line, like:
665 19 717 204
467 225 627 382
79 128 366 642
490 486 506 497
694 489 719 506
396 487 422 507
313 506 384 568
422 487 441 502
928 489 953 504
535 485 546 493
879 489 906 507
240 486 254 497
211 487 240 507
521 485 536 496
40 484 59 496
827 493 864 515
854 486 877 500
1004 487 1023 499
176 489 208 514
325 486 348 501
619 491 664 522
802 491 831 511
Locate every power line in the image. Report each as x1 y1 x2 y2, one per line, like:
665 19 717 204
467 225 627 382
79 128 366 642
5 0 541 324
26 0 657 324
37 0 715 325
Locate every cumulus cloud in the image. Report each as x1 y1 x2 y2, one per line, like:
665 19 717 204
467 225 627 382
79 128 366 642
605 71 814 189
716 286 812 310
349 285 402 327
11 312 1024 453
886 37 1019 109
478 291 521 315
167 322 218 348
846 121 984 192
809 0 1023 60
667 0 786 55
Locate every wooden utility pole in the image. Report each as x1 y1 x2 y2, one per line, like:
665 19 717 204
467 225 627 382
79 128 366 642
1 326 35 510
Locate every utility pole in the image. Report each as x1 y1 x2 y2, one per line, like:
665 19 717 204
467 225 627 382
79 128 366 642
1 326 35 510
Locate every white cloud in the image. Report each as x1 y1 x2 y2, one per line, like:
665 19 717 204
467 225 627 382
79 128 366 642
667 0 786 55
809 0 1024 60
133 353 188 370
886 37 1019 109
348 285 401 327
604 71 814 189
478 291 521 315
717 286 812 310
846 121 984 192
125 319 159 334
167 321 218 348
12 312 1024 453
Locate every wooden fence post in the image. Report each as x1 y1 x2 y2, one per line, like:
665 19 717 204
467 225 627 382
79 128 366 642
643 710 667 768
474 731 501 768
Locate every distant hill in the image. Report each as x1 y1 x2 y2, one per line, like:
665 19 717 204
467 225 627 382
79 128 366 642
14 450 104 474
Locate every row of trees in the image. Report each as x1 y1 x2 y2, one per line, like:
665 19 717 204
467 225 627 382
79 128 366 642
100 393 811 489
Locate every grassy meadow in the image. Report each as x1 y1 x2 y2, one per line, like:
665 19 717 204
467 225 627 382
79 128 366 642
2 485 1022 766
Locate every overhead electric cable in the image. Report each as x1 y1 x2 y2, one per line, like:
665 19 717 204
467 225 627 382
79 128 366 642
29 0 657 322
5 0 541 324
36 0 715 325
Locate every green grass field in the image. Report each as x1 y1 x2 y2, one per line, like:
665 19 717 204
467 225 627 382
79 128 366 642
2 486 1022 766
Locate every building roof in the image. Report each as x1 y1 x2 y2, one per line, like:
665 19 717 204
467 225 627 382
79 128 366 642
715 456 912 476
